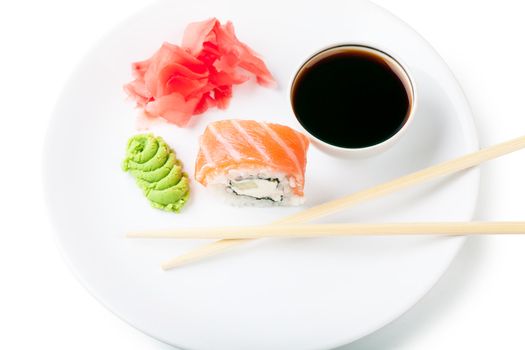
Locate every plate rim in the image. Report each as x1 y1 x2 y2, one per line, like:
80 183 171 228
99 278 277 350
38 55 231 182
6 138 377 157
43 0 481 349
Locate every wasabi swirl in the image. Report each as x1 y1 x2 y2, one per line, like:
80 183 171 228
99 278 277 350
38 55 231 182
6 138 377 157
122 134 189 212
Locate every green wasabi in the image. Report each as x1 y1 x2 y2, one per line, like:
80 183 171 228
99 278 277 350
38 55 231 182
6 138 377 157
123 134 190 212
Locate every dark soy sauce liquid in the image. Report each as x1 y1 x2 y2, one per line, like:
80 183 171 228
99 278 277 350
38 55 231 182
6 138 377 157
292 47 411 148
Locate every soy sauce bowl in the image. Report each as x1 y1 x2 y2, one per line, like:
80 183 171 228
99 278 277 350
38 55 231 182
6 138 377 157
289 44 417 158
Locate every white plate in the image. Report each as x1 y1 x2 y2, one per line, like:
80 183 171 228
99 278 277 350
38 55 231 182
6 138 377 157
44 1 479 349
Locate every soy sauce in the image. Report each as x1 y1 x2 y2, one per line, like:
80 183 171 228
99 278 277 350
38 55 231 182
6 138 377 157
291 47 411 148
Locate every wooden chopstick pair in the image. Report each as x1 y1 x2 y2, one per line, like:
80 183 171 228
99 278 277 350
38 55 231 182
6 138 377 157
128 135 525 270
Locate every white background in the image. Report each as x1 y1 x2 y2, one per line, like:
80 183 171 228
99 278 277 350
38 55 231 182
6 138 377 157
1 0 524 349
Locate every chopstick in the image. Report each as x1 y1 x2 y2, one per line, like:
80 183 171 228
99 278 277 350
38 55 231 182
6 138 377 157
160 135 525 270
128 222 525 239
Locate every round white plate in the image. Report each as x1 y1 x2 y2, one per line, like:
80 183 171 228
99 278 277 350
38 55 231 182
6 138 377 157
44 1 479 349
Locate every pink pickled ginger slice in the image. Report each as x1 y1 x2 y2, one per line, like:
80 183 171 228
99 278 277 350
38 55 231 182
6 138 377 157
124 18 275 127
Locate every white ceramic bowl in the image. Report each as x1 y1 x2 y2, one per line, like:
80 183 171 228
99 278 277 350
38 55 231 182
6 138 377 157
289 43 418 158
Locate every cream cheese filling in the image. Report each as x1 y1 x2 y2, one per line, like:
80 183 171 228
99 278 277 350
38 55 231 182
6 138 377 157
228 178 283 202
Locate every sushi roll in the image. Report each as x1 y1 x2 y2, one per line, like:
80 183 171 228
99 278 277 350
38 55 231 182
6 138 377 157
195 119 310 206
